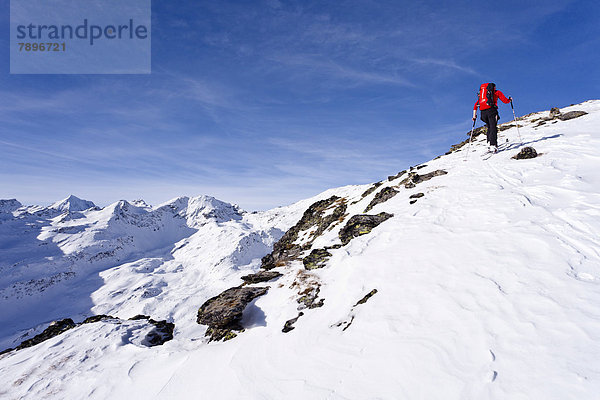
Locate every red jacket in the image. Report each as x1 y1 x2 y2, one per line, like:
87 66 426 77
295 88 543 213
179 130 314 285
474 87 510 111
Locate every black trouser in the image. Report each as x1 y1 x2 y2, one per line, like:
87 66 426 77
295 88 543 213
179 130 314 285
481 108 499 146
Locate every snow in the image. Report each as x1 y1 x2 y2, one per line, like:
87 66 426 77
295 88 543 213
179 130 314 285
1 100 600 399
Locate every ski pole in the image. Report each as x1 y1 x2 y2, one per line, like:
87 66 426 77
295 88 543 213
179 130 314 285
510 100 523 145
465 118 476 161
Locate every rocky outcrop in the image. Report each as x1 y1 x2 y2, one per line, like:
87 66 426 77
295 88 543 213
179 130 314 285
282 312 304 333
298 285 324 309
0 314 175 355
387 171 406 181
559 111 587 121
197 286 269 341
240 271 282 284
339 213 393 245
335 289 379 331
261 196 346 270
360 182 383 198
512 147 538 160
364 187 399 212
549 107 561 118
303 248 332 270
401 170 447 189
354 289 378 306
409 192 424 204
128 315 175 346
5 318 77 354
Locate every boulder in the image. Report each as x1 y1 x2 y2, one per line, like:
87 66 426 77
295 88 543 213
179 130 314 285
364 186 399 212
241 271 282 284
512 147 538 160
261 196 346 270
559 111 587 121
360 182 383 197
339 213 394 245
302 248 332 270
549 107 561 118
197 286 268 340
401 170 447 189
282 312 304 333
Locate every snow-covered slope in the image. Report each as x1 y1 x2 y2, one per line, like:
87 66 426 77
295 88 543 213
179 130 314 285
1 101 599 399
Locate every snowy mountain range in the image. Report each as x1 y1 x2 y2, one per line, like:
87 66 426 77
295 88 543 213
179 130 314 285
1 100 599 399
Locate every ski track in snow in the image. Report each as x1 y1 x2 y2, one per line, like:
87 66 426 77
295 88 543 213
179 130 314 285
1 101 600 399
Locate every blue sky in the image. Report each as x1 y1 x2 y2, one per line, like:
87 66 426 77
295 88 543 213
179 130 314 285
1 0 599 210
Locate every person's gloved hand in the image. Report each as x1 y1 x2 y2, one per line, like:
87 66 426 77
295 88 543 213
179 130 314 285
472 110 477 121
508 96 513 102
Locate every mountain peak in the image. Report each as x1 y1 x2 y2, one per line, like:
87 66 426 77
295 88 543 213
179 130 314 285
50 195 96 212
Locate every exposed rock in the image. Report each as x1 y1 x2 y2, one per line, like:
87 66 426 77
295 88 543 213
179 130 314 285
240 271 282 284
409 193 424 205
298 285 324 309
282 312 304 333
559 111 587 121
549 107 561 118
387 171 406 181
339 213 394 246
303 248 332 270
197 286 268 341
144 319 175 346
14 318 76 351
360 182 383 198
364 187 399 212
261 196 346 270
205 327 239 342
129 314 151 320
471 125 487 137
83 314 115 324
334 289 379 331
498 123 515 132
354 289 378 306
512 147 538 160
401 170 448 189
127 314 175 346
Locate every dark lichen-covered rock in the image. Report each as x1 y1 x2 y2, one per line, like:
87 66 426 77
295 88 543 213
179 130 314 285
559 111 587 121
364 187 399 212
512 147 538 160
303 248 332 270
261 196 346 270
1 314 175 355
298 285 324 309
144 319 175 346
129 314 151 321
387 171 406 181
401 170 447 189
197 286 268 341
360 181 383 197
240 270 282 284
354 289 378 306
205 327 239 342
282 312 304 333
83 314 115 324
339 212 394 245
409 193 424 199
15 318 76 351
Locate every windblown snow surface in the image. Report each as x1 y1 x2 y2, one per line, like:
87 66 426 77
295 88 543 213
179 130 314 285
1 100 600 399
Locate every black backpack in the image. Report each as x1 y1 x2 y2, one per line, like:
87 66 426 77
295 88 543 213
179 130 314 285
486 83 496 109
